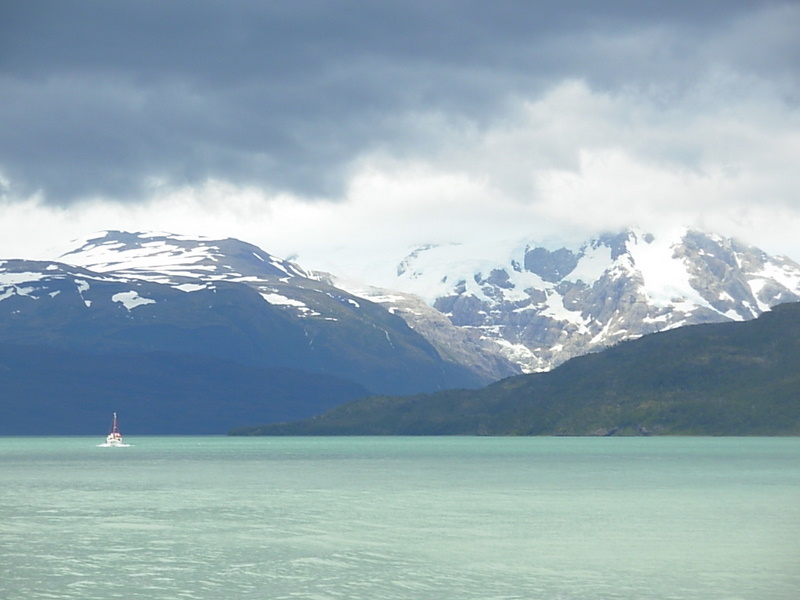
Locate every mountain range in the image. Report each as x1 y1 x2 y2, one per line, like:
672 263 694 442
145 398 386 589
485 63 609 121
336 228 800 372
232 301 800 436
0 231 500 434
2 228 799 434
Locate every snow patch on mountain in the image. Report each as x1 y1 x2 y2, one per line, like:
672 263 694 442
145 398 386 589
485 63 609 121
626 231 711 310
260 291 307 308
0 271 49 286
74 279 91 307
569 243 613 285
112 291 157 311
176 283 208 292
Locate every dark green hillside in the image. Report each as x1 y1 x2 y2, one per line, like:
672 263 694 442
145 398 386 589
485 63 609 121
232 302 800 436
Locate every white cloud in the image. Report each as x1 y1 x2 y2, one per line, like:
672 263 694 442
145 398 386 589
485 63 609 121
3 73 800 280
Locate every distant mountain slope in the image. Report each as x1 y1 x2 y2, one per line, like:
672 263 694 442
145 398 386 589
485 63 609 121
1 232 502 400
0 231 521 434
312 277 520 384
233 302 800 436
3 228 799 435
341 229 800 373
0 344 370 435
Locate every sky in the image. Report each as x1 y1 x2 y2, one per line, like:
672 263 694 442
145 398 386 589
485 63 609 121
2 0 799 284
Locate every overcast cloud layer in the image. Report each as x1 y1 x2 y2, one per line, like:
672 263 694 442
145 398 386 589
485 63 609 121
2 1 799 278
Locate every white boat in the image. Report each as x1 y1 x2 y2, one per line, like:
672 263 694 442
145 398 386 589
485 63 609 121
105 412 124 446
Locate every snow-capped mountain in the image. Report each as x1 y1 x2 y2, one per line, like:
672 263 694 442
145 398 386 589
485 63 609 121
338 228 800 372
3 227 800 434
0 231 506 400
58 231 311 287
2 231 524 434
53 231 521 382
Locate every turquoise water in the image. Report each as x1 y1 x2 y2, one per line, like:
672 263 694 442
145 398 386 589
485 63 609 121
1 436 798 599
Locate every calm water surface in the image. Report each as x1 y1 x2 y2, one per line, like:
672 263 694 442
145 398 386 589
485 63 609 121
1 436 798 600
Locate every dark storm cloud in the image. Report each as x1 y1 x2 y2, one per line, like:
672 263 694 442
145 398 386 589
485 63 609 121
1 0 796 204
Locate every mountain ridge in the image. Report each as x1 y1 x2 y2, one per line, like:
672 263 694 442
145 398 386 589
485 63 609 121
231 301 800 436
0 231 515 434
336 228 800 373
2 231 506 394
2 227 799 435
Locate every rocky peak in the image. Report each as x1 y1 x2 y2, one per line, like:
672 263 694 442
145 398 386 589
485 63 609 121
354 228 800 373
